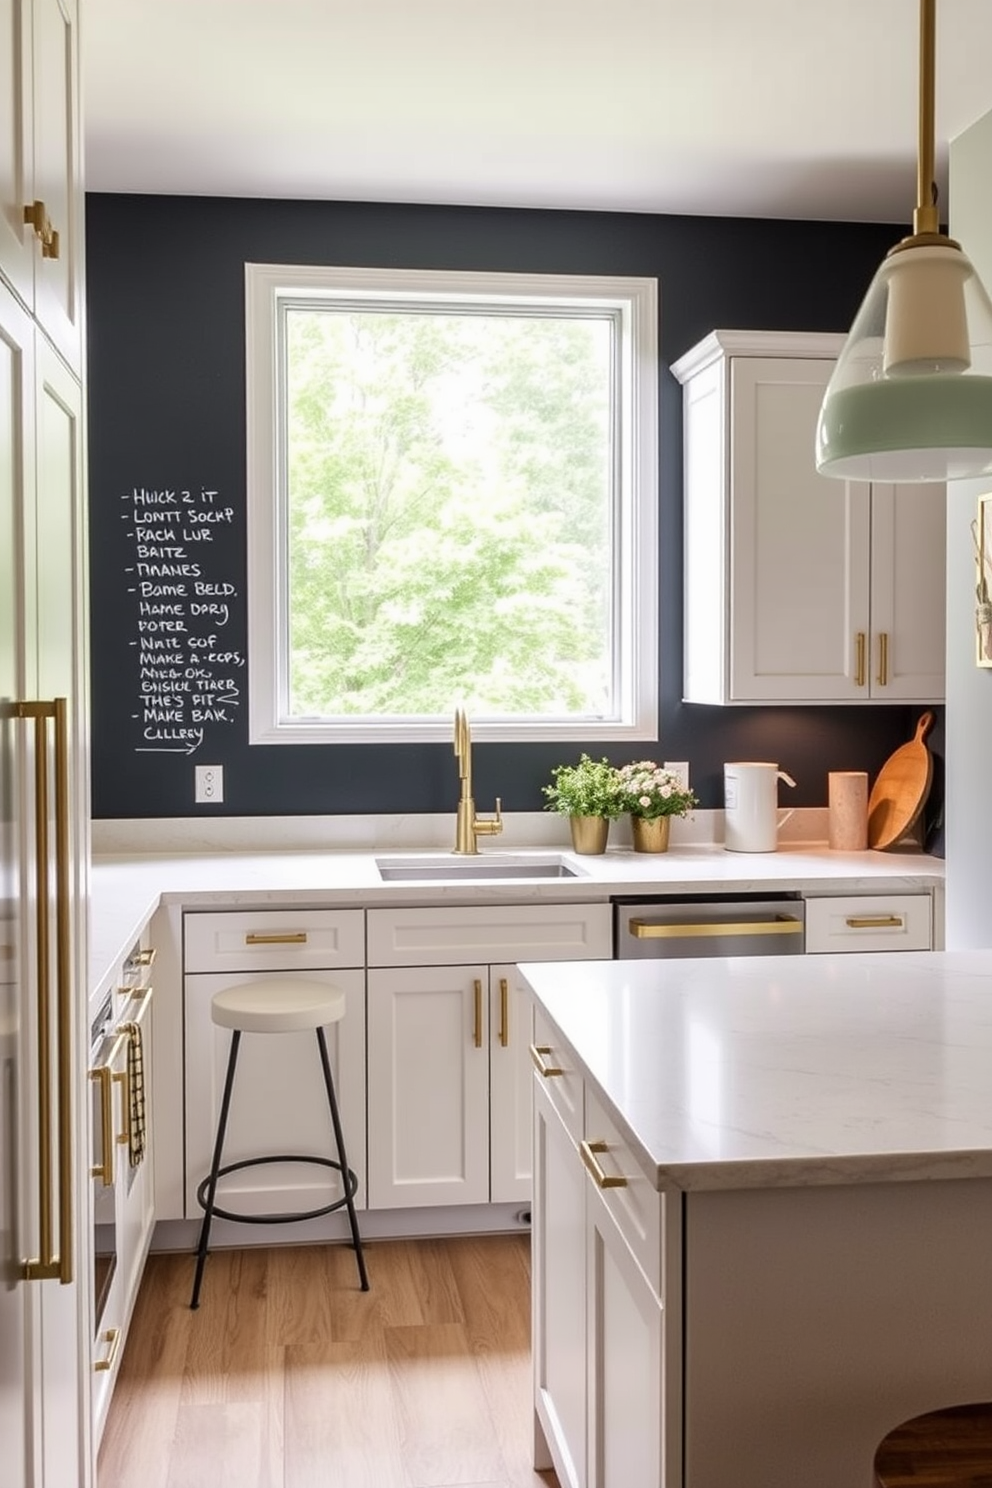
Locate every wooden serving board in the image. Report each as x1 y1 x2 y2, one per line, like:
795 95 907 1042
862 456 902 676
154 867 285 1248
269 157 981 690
867 711 934 850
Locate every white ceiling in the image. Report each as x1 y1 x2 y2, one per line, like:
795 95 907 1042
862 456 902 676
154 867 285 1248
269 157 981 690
82 0 992 225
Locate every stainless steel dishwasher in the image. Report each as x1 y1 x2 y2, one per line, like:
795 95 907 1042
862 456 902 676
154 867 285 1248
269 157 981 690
613 893 805 958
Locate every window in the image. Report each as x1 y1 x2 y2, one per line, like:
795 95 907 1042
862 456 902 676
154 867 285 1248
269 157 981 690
246 263 658 744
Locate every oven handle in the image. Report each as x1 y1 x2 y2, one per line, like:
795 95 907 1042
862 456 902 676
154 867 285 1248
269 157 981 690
89 1029 127 1187
627 917 804 939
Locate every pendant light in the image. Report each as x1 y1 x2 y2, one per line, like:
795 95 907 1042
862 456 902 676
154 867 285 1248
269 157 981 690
816 0 992 483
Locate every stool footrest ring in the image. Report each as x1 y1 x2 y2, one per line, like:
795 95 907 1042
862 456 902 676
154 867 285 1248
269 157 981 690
194 1154 359 1226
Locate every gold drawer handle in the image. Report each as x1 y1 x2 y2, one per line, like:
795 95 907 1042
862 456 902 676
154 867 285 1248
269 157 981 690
244 931 308 945
130 947 156 967
845 915 904 929
94 1327 122 1373
580 1139 628 1190
89 1067 114 1187
530 1044 564 1078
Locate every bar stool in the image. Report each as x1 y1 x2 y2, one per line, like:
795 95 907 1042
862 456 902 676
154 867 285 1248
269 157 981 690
874 1402 992 1486
189 978 369 1309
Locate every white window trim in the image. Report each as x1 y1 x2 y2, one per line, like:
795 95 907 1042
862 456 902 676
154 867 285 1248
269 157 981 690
245 262 658 745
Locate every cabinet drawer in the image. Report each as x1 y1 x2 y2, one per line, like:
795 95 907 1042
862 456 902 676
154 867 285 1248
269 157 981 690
804 894 932 953
583 1087 664 1302
367 902 611 967
184 909 365 972
531 1007 584 1143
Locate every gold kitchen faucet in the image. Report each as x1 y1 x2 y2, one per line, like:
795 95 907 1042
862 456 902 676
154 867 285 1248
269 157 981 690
453 708 502 854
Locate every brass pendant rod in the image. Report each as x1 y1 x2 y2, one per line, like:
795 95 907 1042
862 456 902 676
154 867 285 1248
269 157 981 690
914 0 939 235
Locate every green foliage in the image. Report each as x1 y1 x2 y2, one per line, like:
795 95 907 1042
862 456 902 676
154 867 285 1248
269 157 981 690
284 306 613 718
542 755 624 820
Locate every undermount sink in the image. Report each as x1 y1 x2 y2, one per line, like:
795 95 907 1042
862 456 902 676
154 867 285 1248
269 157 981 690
375 855 580 882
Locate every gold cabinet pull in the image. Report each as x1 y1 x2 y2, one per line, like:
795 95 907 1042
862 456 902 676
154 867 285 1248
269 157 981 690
14 700 73 1284
877 631 889 687
94 1327 122 1373
113 1065 131 1149
23 200 59 257
629 917 802 939
473 979 483 1048
580 1139 628 1190
89 1066 114 1187
498 977 509 1048
244 931 308 945
846 915 904 929
855 631 867 687
131 947 156 968
530 1044 564 1078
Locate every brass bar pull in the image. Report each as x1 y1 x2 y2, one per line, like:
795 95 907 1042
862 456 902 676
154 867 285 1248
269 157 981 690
855 631 867 687
23 199 47 237
498 978 509 1048
473 979 483 1049
629 918 803 939
42 228 60 260
15 699 73 1283
89 1067 114 1186
114 1066 131 1150
131 947 156 968
125 984 155 1026
580 1139 628 1190
244 931 308 945
846 915 904 929
94 1327 122 1374
877 631 889 687
530 1044 564 1078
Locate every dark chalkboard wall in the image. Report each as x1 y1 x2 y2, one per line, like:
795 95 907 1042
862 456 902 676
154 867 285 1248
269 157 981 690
85 194 944 822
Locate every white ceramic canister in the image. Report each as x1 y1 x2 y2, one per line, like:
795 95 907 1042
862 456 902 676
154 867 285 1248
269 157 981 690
724 762 797 852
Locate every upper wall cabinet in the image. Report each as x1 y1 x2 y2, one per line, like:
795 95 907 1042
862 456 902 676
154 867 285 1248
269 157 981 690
672 331 946 706
0 0 83 374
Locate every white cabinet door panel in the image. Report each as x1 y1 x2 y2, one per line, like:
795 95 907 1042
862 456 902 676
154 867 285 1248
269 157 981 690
367 965 489 1208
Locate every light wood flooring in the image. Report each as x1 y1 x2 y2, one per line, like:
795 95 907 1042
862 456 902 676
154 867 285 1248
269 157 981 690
97 1233 559 1488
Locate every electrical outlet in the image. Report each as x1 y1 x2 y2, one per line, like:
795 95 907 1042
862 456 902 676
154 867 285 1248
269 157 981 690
195 764 224 803
664 761 690 791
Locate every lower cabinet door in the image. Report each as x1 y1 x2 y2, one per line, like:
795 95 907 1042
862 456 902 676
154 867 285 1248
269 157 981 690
367 965 490 1208
184 968 366 1219
586 1189 665 1488
533 1077 587 1488
489 963 533 1204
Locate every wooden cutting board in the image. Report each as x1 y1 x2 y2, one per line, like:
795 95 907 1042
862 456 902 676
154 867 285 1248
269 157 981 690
867 711 935 850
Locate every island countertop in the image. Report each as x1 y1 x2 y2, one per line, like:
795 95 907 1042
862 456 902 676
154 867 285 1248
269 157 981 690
519 950 992 1192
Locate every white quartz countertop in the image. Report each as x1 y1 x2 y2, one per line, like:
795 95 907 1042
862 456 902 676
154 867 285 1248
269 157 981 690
88 841 943 1000
520 950 992 1193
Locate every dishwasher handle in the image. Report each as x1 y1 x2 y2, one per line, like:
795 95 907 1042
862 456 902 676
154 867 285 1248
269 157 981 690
628 916 804 940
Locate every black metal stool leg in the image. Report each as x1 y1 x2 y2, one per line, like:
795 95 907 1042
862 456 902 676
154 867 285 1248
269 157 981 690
316 1025 369 1291
190 1028 242 1309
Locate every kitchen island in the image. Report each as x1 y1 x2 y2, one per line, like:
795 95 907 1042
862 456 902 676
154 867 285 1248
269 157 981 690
520 952 992 1488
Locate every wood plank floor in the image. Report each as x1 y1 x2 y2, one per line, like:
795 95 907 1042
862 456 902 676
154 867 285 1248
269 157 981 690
98 1234 559 1488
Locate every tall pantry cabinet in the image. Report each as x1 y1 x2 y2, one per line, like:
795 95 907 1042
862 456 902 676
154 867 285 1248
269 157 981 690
0 2 91 1487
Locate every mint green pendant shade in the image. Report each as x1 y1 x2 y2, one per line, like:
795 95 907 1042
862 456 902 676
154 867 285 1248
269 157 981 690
816 242 992 482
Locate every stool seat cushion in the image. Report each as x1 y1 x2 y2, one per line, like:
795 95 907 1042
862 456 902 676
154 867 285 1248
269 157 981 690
211 979 346 1033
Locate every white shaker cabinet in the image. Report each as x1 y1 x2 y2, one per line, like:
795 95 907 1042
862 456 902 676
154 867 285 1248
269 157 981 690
0 0 83 373
366 904 612 1211
672 330 945 705
532 1019 679 1488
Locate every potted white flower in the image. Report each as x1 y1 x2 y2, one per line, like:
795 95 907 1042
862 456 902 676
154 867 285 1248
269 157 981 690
616 761 698 853
542 754 624 854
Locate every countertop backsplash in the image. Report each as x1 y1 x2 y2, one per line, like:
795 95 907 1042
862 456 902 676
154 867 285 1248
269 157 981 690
92 807 830 857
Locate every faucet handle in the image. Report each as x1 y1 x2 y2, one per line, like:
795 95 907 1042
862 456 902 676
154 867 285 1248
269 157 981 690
475 797 503 839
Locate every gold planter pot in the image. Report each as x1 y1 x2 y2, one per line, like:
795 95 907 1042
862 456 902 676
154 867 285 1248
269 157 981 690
569 815 610 855
631 815 671 853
